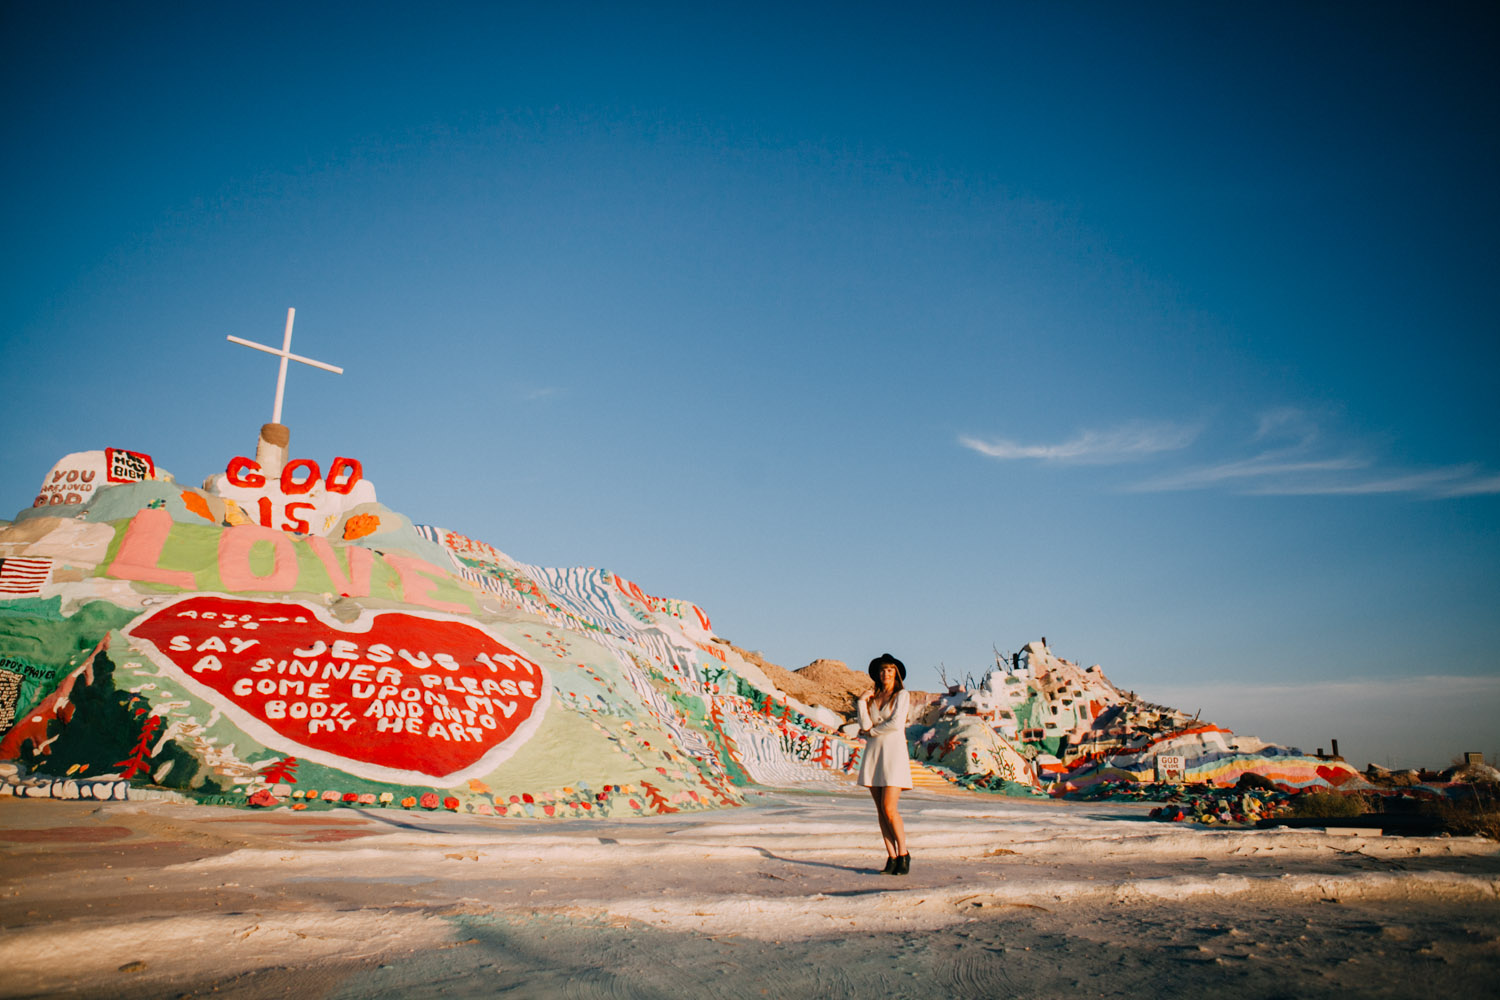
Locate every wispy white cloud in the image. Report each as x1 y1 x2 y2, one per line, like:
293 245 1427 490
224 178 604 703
963 408 1500 498
1123 408 1500 499
958 421 1199 464
1128 455 1371 493
1436 473 1500 498
1238 465 1490 497
520 386 562 401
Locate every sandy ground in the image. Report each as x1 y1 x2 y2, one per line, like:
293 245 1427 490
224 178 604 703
1 785 1498 999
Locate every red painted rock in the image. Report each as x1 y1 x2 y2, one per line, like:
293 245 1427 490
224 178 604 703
126 594 550 785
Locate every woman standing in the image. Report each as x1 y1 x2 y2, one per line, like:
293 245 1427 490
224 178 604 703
857 653 913 875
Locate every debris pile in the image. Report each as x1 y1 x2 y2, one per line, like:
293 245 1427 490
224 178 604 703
1148 788 1298 825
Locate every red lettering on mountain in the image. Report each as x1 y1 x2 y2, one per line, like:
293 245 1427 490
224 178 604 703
125 595 549 785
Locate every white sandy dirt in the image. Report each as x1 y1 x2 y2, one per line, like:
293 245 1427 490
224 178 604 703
2 787 1498 998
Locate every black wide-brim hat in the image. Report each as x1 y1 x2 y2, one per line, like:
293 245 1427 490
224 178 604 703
868 654 906 682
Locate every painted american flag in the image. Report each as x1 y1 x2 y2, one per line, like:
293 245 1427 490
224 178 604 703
0 557 51 595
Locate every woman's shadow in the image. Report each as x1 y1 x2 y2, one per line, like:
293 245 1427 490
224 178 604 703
750 845 909 891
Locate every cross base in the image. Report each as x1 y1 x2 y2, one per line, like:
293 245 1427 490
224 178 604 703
256 423 290 477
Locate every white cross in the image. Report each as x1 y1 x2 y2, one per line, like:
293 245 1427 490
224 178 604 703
226 308 344 425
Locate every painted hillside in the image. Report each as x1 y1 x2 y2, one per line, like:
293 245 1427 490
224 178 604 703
0 442 860 816
910 641 1364 795
2 438 1366 816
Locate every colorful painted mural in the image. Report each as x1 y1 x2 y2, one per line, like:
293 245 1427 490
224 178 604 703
124 595 551 785
919 640 1364 796
2 446 1372 816
0 448 853 815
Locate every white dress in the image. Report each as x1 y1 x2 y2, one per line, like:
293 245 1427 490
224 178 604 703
857 689 912 789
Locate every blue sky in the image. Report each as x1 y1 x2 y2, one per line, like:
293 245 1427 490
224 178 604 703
3 3 1496 767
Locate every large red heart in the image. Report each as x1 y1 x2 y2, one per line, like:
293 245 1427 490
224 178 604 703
1315 764 1351 786
125 595 549 785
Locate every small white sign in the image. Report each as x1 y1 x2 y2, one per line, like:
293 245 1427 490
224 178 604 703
1156 754 1186 782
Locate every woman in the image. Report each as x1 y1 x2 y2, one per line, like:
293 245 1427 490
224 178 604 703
857 652 912 875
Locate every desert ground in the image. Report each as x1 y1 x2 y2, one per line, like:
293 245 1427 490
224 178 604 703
2 785 1497 999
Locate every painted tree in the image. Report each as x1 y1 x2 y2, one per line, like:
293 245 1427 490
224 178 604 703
115 703 163 780
639 780 679 814
711 782 738 807
843 744 862 773
697 771 739 807
813 736 834 769
260 756 299 785
708 700 743 765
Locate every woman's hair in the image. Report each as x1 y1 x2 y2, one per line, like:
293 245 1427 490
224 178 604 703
867 653 906 705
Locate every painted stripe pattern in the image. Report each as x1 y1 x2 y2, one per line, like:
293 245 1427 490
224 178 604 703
411 522 852 790
0 558 50 596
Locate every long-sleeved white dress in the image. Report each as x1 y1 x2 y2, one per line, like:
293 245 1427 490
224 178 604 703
856 689 912 789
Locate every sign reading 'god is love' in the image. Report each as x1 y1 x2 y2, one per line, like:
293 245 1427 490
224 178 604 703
126 595 550 785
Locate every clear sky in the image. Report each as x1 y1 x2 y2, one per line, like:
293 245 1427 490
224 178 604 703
3 3 1496 768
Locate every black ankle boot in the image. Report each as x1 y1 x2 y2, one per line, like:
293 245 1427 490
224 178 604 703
895 853 910 875
881 855 897 874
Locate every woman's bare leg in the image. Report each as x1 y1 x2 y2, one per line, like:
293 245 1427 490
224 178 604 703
869 786 896 856
881 786 907 856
